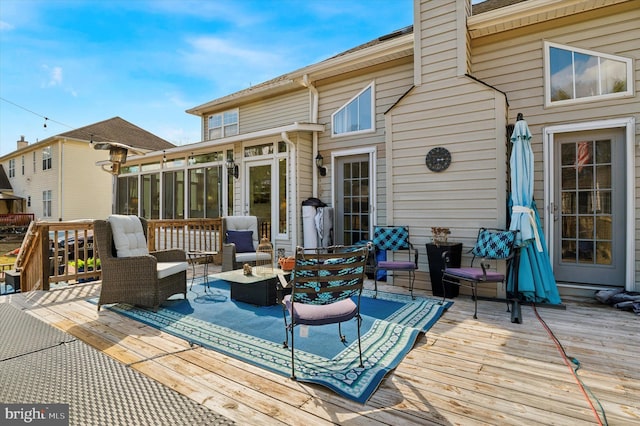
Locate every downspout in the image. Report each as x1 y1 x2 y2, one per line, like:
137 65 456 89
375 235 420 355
302 74 320 198
281 131 297 250
58 139 64 221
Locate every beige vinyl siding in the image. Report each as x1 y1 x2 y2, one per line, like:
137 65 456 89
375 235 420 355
239 90 310 135
3 139 114 221
315 58 414 224
200 90 310 141
388 79 508 293
415 0 460 83
27 146 58 220
389 78 508 234
471 5 640 286
292 132 313 251
59 140 112 220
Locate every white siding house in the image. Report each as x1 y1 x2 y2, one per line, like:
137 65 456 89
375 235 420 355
0 117 174 221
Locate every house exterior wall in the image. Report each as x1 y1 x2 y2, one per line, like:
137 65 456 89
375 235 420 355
3 143 59 221
471 3 640 289
315 57 414 224
183 0 637 292
58 139 113 220
240 90 311 133
380 0 509 294
2 139 112 221
203 90 311 139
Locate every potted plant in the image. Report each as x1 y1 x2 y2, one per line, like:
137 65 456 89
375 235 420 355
431 227 451 247
426 227 461 298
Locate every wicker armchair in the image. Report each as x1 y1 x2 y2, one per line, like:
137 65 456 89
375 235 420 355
221 216 271 271
93 215 187 312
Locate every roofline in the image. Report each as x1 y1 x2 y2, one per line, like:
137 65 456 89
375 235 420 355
100 122 326 164
468 0 631 38
0 135 76 162
186 33 414 116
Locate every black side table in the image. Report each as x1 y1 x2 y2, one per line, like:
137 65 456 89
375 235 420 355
426 242 462 298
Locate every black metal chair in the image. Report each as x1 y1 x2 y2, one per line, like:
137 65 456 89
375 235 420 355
371 226 418 299
441 228 517 319
281 245 368 380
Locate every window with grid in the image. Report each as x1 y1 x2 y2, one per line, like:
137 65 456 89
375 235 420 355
8 159 15 178
208 109 238 140
43 190 52 217
42 147 52 170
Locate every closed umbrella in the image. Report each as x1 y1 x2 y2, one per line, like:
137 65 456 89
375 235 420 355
508 114 561 322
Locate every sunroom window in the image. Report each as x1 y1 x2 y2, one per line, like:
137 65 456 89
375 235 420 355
332 83 374 136
545 42 632 107
208 109 238 140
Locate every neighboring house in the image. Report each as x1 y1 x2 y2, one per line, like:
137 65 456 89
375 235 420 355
0 117 174 221
115 0 639 296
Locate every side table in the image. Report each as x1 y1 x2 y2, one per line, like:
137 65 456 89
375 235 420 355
187 251 217 291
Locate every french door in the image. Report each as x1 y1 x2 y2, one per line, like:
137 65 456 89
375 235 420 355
334 153 372 245
552 128 625 285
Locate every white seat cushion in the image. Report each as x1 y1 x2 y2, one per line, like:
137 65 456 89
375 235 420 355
109 215 149 258
156 262 188 279
235 251 272 264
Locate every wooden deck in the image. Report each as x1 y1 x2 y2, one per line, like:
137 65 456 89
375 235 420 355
3 269 638 425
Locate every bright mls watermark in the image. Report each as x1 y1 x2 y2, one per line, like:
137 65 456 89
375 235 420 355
1 404 68 425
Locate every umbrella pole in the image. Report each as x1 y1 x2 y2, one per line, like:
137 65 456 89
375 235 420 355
510 248 523 324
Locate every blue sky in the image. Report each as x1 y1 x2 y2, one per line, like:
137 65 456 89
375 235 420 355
0 1 481 156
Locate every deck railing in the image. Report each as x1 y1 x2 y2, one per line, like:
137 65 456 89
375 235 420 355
12 218 223 292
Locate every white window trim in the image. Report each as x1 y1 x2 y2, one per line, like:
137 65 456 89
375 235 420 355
330 146 377 227
543 117 636 291
544 41 634 108
42 189 52 217
208 108 239 140
42 147 52 170
331 82 376 138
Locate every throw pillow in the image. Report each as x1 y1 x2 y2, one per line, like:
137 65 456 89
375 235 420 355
472 229 515 259
108 215 149 258
226 230 254 253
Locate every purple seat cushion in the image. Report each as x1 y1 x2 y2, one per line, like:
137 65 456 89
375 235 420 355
378 260 416 270
284 295 358 326
444 267 504 282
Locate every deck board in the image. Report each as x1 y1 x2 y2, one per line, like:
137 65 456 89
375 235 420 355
2 276 638 425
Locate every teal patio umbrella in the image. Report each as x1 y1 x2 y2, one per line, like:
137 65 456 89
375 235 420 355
508 115 561 318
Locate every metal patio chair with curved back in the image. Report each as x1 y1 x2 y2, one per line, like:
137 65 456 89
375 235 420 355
372 226 419 299
281 245 369 380
441 227 517 319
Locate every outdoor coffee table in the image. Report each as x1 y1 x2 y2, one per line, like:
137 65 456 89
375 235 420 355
215 269 288 306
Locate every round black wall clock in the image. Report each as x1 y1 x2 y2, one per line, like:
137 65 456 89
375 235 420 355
425 147 451 172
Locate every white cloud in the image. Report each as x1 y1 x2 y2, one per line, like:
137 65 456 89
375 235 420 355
42 65 63 87
187 36 279 65
0 21 14 31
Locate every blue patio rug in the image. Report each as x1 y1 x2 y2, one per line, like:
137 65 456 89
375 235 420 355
92 278 452 403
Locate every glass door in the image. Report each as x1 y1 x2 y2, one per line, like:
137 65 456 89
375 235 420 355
245 160 272 240
553 129 625 285
334 154 371 245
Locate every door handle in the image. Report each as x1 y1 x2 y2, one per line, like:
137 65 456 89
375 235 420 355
550 202 559 221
